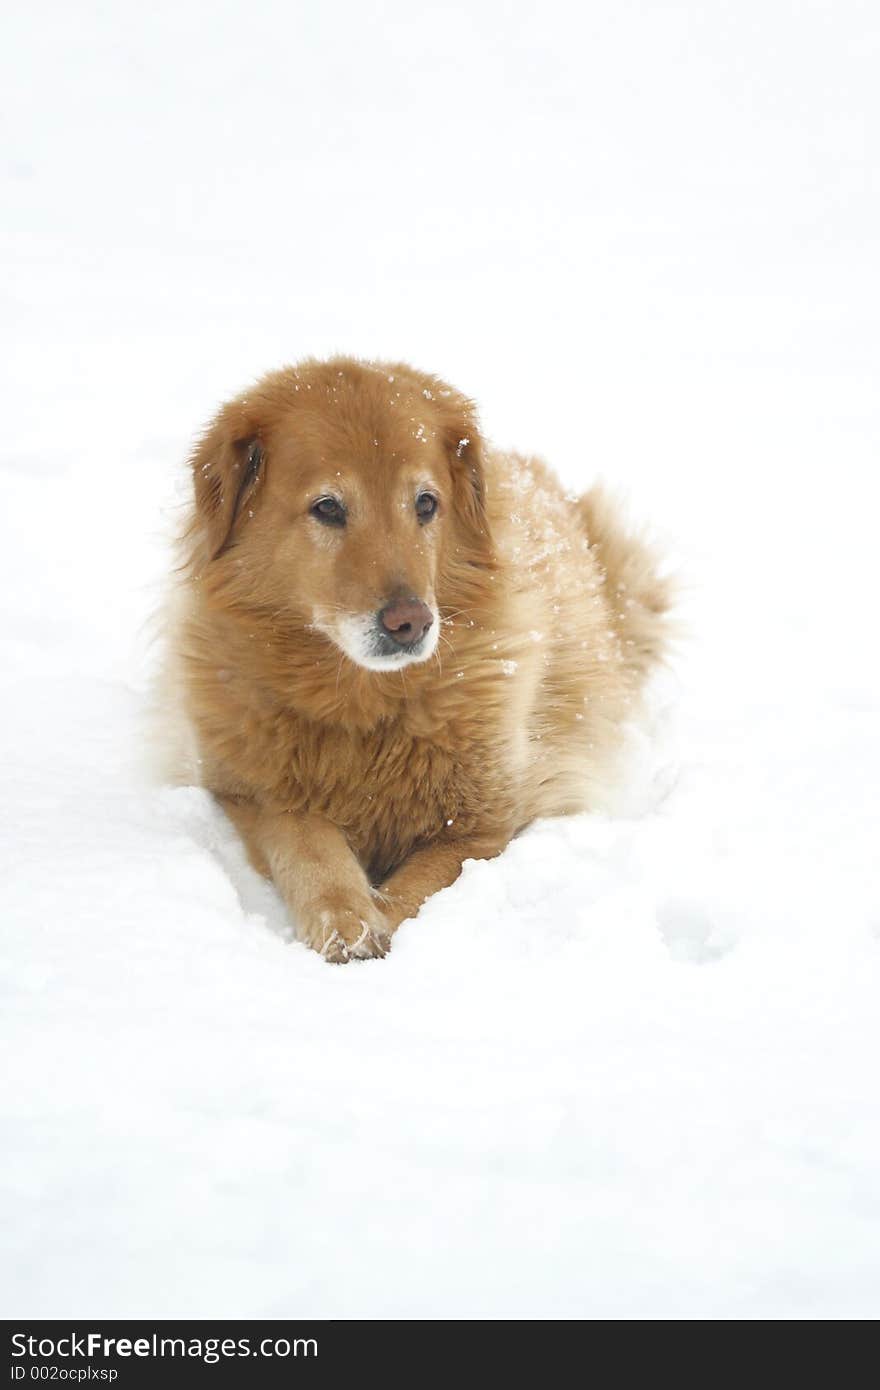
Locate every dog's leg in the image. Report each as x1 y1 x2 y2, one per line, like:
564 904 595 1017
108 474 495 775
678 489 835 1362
222 800 390 963
379 833 509 934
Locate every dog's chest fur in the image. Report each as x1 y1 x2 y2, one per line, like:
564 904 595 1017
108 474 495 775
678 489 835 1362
194 663 512 881
280 714 483 878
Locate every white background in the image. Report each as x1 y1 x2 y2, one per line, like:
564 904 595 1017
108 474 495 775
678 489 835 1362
2 0 878 1317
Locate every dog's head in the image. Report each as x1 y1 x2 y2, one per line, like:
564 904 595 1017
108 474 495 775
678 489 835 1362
187 358 493 672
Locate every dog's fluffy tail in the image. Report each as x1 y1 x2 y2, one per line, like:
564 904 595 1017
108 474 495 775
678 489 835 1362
578 485 675 683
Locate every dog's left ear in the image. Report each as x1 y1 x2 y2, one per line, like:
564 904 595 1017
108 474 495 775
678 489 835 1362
436 389 494 567
189 405 266 561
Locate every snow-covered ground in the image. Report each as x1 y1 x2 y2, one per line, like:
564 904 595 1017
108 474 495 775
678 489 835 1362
2 1 878 1319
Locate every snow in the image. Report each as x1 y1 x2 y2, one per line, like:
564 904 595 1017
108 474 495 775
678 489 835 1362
2 0 879 1320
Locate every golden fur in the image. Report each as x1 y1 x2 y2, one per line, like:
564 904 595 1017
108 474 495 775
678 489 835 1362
162 357 672 961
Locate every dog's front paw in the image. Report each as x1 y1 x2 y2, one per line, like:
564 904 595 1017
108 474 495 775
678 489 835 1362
310 901 391 965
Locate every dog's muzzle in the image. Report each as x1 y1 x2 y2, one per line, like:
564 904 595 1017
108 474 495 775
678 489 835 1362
326 601 440 671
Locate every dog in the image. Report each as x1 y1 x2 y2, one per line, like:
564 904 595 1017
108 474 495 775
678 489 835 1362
162 357 671 962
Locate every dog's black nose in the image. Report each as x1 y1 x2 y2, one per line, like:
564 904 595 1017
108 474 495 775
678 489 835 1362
378 598 434 646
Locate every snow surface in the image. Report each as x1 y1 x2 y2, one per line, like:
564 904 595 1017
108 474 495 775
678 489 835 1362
2 1 879 1319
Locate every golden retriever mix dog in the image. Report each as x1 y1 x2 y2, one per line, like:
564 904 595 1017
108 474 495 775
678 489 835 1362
163 357 671 962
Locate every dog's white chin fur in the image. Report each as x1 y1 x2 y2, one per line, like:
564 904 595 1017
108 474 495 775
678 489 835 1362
320 611 440 672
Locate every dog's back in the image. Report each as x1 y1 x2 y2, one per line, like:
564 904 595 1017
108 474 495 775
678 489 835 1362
577 484 673 683
484 451 672 820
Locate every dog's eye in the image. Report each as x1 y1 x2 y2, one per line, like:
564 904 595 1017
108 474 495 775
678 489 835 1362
311 497 347 526
415 491 438 523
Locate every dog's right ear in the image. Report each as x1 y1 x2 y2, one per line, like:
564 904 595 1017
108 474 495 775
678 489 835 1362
190 407 265 561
